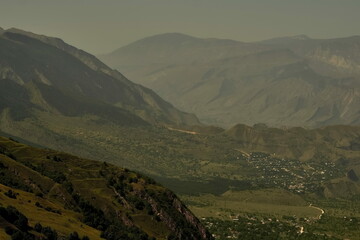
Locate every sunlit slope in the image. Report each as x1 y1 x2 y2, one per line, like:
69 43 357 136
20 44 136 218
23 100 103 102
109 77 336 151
0 136 212 239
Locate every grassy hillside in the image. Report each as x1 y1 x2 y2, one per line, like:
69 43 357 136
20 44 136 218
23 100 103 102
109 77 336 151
0 184 102 240
0 136 212 240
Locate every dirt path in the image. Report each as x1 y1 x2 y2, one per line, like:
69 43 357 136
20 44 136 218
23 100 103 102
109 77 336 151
309 204 325 219
167 127 198 135
234 149 250 157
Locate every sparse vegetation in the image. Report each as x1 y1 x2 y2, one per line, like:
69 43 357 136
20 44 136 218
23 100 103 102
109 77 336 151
0 136 212 239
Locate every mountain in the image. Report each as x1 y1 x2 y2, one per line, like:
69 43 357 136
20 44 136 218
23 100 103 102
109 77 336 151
99 33 360 128
0 28 200 127
259 34 312 44
1 28 360 239
0 136 212 239
99 33 270 67
1 28 359 188
226 124 360 162
261 35 360 77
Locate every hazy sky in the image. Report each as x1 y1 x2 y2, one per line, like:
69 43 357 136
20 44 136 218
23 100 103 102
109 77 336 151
1 0 360 54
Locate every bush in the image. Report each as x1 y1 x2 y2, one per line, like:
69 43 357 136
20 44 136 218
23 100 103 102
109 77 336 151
4 189 17 199
0 162 7 169
34 223 42 232
63 181 74 194
11 231 25 240
41 226 58 240
68 231 80 240
0 206 29 231
5 226 14 235
35 192 43 198
6 153 17 160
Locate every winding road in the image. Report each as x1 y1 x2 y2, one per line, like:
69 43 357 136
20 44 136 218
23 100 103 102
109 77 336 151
309 204 325 220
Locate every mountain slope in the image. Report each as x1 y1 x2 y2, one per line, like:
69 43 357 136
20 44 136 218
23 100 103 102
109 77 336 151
1 28 360 203
261 35 360 77
100 33 360 128
1 28 359 186
0 136 212 239
226 124 360 162
99 33 270 68
0 28 199 127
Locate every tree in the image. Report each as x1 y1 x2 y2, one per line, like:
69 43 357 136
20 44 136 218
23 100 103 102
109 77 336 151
68 231 80 240
34 223 42 232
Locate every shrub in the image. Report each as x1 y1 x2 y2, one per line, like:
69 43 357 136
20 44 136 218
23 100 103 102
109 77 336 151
34 223 42 232
0 206 29 231
41 226 58 240
68 231 80 240
4 189 17 199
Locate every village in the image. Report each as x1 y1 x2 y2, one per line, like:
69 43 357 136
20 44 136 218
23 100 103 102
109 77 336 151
246 152 343 193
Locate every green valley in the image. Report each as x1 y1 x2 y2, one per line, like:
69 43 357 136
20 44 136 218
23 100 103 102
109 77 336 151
1 27 360 239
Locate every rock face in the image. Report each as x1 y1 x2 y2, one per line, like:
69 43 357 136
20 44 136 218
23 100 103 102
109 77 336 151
138 190 209 239
100 33 360 128
0 28 200 127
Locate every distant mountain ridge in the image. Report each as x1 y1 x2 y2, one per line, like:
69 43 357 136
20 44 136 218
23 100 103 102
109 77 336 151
0 28 360 208
100 33 360 128
0 28 200 127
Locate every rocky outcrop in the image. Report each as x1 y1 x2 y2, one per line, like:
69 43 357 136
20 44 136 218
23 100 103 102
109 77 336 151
136 189 212 239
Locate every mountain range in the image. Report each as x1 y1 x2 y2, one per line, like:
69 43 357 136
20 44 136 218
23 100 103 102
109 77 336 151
1 27 360 238
0 28 199 128
99 33 360 128
0 28 359 191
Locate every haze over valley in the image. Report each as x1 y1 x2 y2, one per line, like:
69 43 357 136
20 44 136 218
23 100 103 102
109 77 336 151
1 1 360 239
100 33 360 128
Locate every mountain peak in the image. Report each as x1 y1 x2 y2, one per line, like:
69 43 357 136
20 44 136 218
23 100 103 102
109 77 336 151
260 34 312 44
0 27 200 127
142 32 196 41
128 32 198 47
151 32 196 39
5 27 48 39
291 34 311 40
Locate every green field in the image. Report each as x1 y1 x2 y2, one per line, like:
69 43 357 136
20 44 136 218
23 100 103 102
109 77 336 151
182 189 322 219
181 188 360 239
